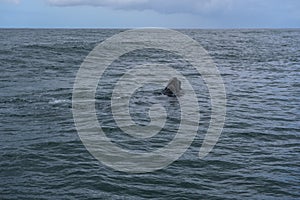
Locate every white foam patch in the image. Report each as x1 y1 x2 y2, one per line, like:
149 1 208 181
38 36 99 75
49 99 71 105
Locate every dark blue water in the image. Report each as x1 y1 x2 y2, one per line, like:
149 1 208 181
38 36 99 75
0 29 299 199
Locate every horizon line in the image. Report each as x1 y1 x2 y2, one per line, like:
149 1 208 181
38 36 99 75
0 27 300 30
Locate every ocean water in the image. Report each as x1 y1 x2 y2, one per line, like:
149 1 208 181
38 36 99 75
0 29 299 199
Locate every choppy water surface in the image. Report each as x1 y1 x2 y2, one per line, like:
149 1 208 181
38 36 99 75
0 29 299 199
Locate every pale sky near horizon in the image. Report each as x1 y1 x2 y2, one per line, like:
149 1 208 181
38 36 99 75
0 0 299 28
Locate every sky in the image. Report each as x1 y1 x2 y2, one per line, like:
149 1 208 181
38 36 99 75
0 0 299 28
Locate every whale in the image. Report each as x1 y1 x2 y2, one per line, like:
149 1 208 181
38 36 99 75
162 77 182 97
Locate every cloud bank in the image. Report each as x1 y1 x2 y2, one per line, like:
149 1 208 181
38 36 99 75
47 0 234 15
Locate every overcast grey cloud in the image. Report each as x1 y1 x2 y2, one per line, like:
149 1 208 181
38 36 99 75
46 0 300 24
1 0 299 28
